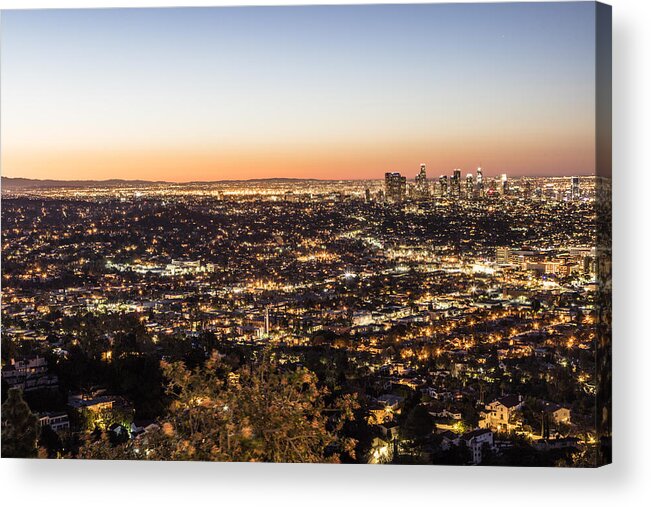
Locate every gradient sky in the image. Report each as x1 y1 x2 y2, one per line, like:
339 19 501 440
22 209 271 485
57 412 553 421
0 3 597 181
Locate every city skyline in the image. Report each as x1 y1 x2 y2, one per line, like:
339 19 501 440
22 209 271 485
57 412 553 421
0 167 592 184
1 3 598 182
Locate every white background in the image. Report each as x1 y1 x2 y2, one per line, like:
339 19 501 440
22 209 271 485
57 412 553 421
1 0 649 505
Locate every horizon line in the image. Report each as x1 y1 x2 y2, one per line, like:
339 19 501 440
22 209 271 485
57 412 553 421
1 173 597 185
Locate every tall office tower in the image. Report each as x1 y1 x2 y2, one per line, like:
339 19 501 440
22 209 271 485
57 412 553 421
495 246 512 265
571 176 580 200
523 179 533 199
407 183 414 199
439 175 449 197
385 172 407 203
415 164 429 198
476 166 484 197
452 169 462 197
488 178 498 196
501 173 508 195
365 188 371 203
465 173 474 198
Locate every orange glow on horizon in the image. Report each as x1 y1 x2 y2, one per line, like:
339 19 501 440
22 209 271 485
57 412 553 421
2 133 595 182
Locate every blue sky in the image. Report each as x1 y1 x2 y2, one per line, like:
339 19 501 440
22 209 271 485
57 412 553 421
0 3 597 180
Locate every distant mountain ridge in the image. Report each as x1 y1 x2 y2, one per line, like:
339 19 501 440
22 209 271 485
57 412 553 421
1 176 328 190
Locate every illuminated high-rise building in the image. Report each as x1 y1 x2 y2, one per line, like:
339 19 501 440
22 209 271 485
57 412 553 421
365 188 372 203
439 175 449 197
571 176 580 200
415 164 429 199
385 172 407 203
466 173 474 198
451 169 462 198
495 246 511 265
476 166 484 197
501 173 508 195
488 178 498 196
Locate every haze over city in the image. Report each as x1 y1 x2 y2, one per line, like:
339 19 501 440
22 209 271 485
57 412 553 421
1 3 598 182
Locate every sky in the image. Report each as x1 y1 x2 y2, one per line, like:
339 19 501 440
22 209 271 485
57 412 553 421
0 3 598 182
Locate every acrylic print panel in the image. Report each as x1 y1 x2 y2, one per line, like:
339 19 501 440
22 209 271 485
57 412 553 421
0 2 611 466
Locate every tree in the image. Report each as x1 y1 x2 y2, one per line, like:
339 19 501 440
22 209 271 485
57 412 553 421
433 443 470 465
530 299 542 314
402 404 434 441
556 444 599 468
1 335 18 365
79 350 359 463
1 388 40 458
1 379 9 404
39 424 63 458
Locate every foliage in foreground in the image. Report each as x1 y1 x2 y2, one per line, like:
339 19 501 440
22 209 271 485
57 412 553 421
1 388 40 458
78 351 359 463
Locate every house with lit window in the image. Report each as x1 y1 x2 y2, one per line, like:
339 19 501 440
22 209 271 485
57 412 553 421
478 394 524 432
1 356 59 392
543 402 572 426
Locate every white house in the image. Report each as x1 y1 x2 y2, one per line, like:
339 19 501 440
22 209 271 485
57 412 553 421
38 412 70 432
478 394 524 432
461 428 495 465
